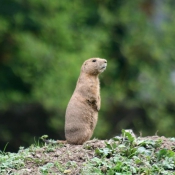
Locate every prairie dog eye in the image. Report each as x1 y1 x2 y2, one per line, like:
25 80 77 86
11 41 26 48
92 59 96 62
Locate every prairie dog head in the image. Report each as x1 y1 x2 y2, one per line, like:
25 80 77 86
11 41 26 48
81 58 107 75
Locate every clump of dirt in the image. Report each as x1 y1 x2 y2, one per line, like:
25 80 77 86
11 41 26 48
7 136 175 175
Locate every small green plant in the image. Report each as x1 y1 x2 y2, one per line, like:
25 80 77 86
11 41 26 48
55 161 64 173
82 130 175 175
0 147 27 173
1 143 9 155
40 163 54 174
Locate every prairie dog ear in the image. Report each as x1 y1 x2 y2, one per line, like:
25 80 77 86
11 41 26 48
83 62 87 70
81 61 87 73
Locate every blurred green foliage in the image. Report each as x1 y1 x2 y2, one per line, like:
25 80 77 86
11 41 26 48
0 0 175 150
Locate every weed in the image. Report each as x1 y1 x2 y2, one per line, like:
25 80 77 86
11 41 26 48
40 162 54 174
82 130 175 175
1 142 9 154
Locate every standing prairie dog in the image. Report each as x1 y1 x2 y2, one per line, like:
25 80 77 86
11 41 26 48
65 58 107 144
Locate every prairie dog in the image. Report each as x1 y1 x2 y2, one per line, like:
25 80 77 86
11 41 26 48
65 58 107 144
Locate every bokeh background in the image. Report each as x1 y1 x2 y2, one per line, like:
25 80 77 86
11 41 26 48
0 0 175 152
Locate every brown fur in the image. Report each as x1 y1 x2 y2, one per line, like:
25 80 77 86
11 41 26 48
65 58 107 144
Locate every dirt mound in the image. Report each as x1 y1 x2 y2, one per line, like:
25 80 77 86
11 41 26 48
7 135 175 175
